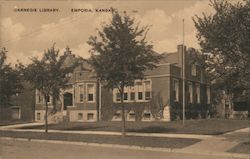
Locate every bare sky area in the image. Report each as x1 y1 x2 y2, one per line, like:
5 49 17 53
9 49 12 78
0 0 239 64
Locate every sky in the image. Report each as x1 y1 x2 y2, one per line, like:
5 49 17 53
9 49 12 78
0 0 226 64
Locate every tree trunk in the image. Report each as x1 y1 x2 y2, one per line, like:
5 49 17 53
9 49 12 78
44 96 48 133
120 86 126 137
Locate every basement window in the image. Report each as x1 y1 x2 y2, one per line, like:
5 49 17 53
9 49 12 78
87 113 94 120
37 112 41 120
78 113 83 120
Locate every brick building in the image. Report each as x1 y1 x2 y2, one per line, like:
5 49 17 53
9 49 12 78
34 45 211 122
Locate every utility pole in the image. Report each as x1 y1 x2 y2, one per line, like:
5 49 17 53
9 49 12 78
182 18 185 125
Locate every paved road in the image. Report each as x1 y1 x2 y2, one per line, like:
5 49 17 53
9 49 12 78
0 139 238 159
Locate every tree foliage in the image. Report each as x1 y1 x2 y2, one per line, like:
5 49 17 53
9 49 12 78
88 9 161 136
193 0 250 95
21 45 79 132
0 48 23 107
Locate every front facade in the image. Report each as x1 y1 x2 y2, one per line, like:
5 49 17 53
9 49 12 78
34 45 211 122
35 59 100 122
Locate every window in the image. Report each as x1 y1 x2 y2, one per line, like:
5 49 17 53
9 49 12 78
87 84 95 102
123 92 128 101
11 107 21 120
116 92 121 101
113 111 122 120
112 79 151 102
46 95 50 103
173 79 179 101
188 82 193 103
144 81 151 100
130 85 135 101
78 84 84 102
128 110 135 121
136 81 143 100
143 112 151 120
78 113 83 120
207 86 210 104
138 92 143 100
130 92 135 101
191 64 197 76
37 112 41 120
87 113 94 120
123 86 129 101
36 90 42 104
196 84 200 103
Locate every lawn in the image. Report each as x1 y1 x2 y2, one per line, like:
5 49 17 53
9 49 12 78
228 142 250 154
21 118 250 135
0 131 200 149
0 121 31 126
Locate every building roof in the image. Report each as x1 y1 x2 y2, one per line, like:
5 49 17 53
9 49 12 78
160 52 179 64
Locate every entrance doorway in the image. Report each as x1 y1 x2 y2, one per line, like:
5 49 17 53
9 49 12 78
63 92 73 110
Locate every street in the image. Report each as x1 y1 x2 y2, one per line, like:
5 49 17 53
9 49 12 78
0 139 238 159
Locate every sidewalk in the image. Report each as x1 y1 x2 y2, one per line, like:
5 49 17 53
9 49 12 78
181 127 250 158
1 122 249 159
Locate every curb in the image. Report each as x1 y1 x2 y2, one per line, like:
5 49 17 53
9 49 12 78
1 137 249 159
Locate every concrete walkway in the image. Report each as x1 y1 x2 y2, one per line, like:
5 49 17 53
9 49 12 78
181 127 250 157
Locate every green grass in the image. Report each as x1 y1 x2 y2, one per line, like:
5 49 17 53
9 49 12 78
0 131 200 149
21 118 250 135
228 142 250 154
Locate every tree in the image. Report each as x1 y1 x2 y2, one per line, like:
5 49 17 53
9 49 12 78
0 47 22 107
193 0 250 97
87 9 161 136
21 45 79 133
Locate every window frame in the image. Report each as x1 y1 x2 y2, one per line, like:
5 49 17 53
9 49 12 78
206 86 210 104
144 80 152 101
188 82 193 103
135 80 144 101
173 78 179 102
191 63 197 76
77 83 84 103
36 90 42 104
196 84 200 103
86 83 96 103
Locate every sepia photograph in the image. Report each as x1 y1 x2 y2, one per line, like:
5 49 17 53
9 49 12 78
0 0 249 159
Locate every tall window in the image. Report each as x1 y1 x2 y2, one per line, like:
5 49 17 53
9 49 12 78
113 89 121 102
173 79 179 101
207 86 210 104
112 79 151 102
87 84 95 102
36 90 42 104
136 81 143 100
78 84 84 102
188 82 193 103
123 86 129 101
130 85 135 101
46 95 50 103
196 84 200 103
144 80 151 100
191 64 197 76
